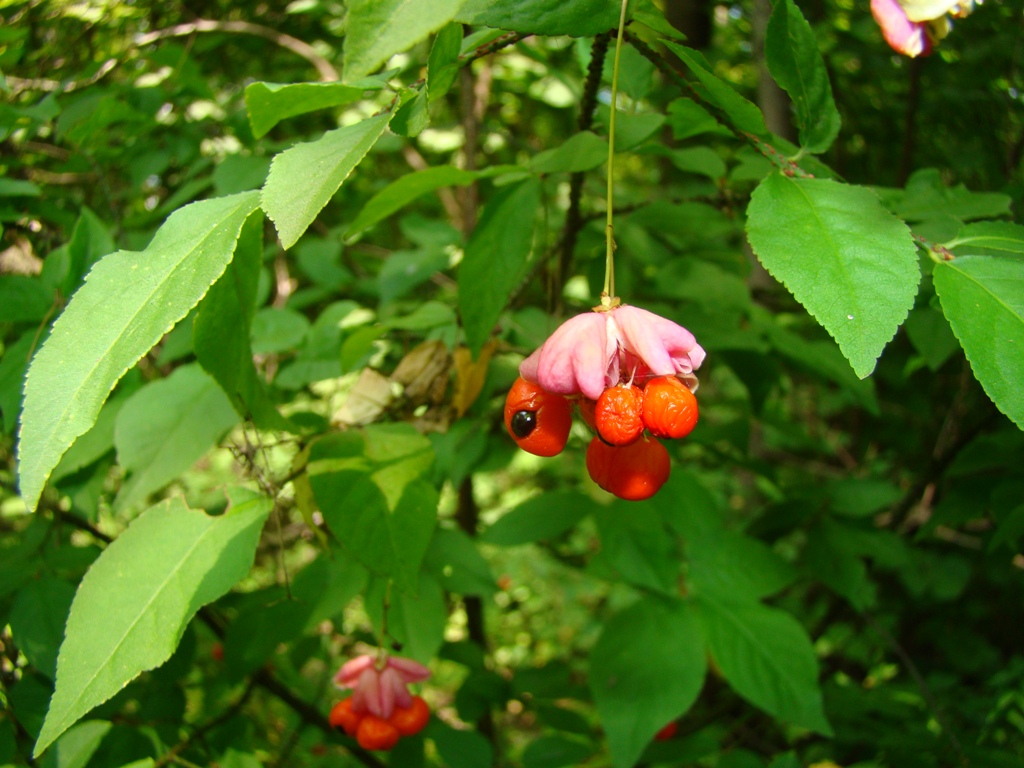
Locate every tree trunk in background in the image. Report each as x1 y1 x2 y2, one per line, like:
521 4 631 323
664 0 712 50
752 0 795 141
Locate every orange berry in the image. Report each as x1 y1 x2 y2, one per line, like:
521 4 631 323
504 376 572 457
576 397 597 430
586 436 670 501
356 714 401 751
595 384 644 446
388 695 430 736
654 721 678 741
641 376 698 440
328 698 363 737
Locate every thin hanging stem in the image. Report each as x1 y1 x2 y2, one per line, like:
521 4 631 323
603 0 631 304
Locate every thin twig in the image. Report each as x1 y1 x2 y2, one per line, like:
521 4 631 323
134 19 339 82
862 613 969 768
557 33 611 310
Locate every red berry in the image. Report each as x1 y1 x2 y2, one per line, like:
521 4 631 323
356 714 401 751
655 721 678 741
210 642 224 662
388 695 430 736
586 436 670 501
328 698 363 737
595 384 644 446
642 376 698 440
504 376 572 457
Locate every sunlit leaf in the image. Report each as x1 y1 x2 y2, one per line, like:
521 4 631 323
747 172 919 378
34 491 272 756
934 255 1024 429
17 192 260 512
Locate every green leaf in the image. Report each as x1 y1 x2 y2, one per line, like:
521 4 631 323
423 527 496 597
8 578 75 680
244 81 377 139
0 331 37 435
429 720 494 768
34 492 272 756
529 131 608 174
933 255 1024 429
17 191 261 513
765 0 841 154
746 173 919 378
589 597 706 768
428 22 463 103
261 114 390 249
194 212 288 430
391 89 430 137
113 364 239 511
687 531 797 602
347 164 519 235
665 147 727 180
343 0 464 82
947 221 1024 256
592 502 679 597
482 491 590 546
0 275 54 322
667 98 727 141
41 720 111 768
662 41 769 138
904 306 960 371
522 736 593 768
309 427 436 582
456 0 620 36
366 573 448 663
458 178 541 355
695 596 832 735
64 207 115 296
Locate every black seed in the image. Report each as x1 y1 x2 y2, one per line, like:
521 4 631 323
511 410 537 438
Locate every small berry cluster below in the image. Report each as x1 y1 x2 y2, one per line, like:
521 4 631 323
504 375 698 500
329 695 430 751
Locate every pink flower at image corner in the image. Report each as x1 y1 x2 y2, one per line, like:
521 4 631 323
871 0 979 57
334 654 430 719
519 304 706 401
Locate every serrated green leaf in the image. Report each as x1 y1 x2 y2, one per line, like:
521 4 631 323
244 81 374 139
904 306 960 371
261 114 390 249
34 493 272 756
457 0 620 35
17 191 260 513
695 596 832 735
390 479 439 594
194 212 288 430
688 531 797 602
662 41 768 138
530 131 608 174
666 147 727 180
481 490 590 546
458 178 540 355
343 0 464 82
390 89 429 137
113 364 239 511
934 255 1024 429
765 0 840 154
590 597 706 768
746 173 919 378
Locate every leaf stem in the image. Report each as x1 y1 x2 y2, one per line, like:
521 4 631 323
603 0 631 303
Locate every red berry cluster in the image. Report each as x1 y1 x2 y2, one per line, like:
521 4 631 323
329 695 430 751
504 375 698 500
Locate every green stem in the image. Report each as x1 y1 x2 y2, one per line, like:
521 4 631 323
603 0 631 303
